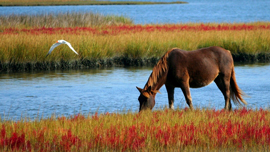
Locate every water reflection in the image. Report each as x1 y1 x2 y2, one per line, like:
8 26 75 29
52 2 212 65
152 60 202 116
0 64 270 120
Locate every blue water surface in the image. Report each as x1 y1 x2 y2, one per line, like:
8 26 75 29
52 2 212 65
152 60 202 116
0 0 269 24
1 64 270 121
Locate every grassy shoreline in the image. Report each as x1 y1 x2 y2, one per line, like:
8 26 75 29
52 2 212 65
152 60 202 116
1 24 270 72
1 54 270 73
0 0 187 6
1 108 270 151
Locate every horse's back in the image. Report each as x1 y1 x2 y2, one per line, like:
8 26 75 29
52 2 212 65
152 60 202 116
168 46 233 68
196 46 234 72
167 46 234 88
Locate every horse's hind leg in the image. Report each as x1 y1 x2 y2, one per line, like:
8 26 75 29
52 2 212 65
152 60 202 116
165 84 175 109
180 82 194 110
214 74 231 110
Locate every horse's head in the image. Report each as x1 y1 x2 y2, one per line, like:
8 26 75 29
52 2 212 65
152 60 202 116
136 86 159 112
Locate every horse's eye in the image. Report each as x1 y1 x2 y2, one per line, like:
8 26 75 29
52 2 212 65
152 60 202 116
138 95 147 102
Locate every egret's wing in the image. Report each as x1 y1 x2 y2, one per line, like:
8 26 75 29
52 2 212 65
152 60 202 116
46 43 62 57
65 42 78 55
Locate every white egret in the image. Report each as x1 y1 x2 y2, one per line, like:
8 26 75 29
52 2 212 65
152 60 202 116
46 40 78 57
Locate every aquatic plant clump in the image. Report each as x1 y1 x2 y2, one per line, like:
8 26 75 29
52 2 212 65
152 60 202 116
0 108 270 151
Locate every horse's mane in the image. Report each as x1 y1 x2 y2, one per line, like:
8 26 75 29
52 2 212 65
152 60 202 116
144 48 175 89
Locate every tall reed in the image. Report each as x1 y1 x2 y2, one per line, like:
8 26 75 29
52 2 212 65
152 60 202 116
0 12 133 28
1 29 269 61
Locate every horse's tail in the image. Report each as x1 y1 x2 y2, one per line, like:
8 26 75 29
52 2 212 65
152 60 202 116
230 68 247 105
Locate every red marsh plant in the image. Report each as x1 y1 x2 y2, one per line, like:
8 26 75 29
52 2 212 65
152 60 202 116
1 108 270 151
1 23 270 35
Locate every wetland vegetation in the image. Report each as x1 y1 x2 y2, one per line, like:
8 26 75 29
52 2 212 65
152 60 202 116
0 13 269 72
1 108 270 151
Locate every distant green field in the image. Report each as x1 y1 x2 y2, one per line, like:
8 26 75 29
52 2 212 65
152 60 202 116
0 0 187 6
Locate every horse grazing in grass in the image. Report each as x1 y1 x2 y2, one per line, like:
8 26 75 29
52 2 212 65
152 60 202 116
136 46 247 112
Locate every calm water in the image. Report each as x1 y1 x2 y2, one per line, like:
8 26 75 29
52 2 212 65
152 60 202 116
1 64 270 120
0 0 270 24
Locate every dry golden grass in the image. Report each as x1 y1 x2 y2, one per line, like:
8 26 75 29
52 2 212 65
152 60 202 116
0 13 133 28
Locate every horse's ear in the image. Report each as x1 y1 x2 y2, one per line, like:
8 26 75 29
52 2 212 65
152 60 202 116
147 86 152 93
136 86 143 93
152 90 161 94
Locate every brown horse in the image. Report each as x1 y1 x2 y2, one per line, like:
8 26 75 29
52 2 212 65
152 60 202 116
136 46 247 111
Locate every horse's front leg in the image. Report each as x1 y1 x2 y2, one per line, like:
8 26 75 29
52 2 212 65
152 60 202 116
165 84 175 110
181 82 194 110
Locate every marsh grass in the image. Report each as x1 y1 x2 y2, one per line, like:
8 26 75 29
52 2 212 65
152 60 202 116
1 23 270 72
0 12 133 28
1 108 270 151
